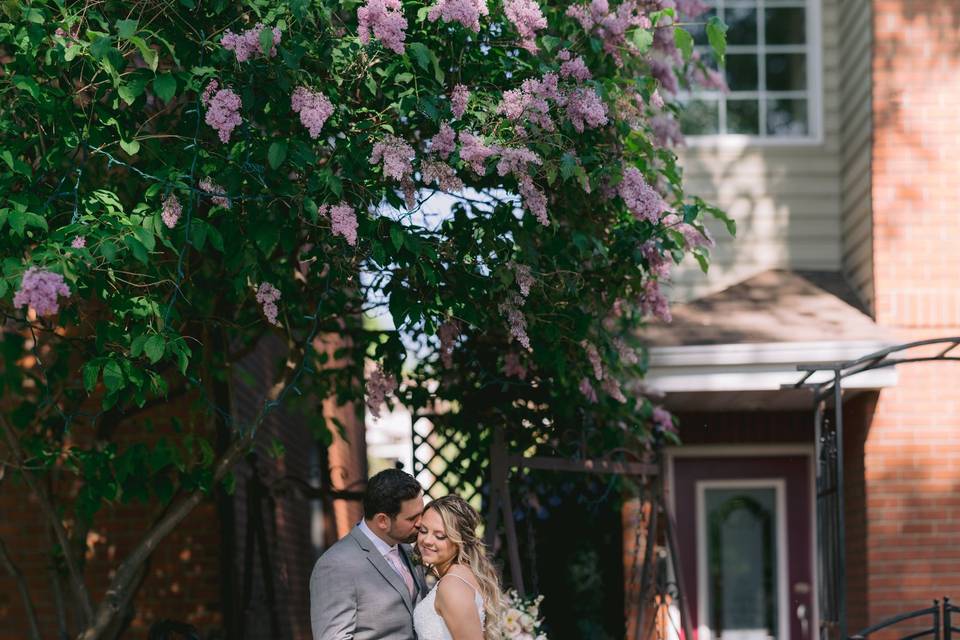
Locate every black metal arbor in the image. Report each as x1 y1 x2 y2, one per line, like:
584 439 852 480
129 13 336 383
785 337 960 640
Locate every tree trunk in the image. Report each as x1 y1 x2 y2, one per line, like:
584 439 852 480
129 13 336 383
0 534 42 640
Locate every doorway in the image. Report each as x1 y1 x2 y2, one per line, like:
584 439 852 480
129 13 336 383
670 450 815 640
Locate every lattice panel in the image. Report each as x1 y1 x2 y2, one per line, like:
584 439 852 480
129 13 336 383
412 418 487 504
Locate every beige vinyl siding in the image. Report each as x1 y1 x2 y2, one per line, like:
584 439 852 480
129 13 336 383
838 0 874 313
670 0 845 303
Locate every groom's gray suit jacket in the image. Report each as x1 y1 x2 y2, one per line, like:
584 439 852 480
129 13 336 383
310 526 428 640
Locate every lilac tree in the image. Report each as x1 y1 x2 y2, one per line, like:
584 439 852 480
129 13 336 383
0 0 729 637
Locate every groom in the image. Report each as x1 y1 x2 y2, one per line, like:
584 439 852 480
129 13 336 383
310 468 428 639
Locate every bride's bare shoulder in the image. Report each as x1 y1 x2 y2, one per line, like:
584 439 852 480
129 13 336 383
436 566 480 605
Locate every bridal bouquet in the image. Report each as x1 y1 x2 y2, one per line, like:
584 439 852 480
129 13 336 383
501 590 547 640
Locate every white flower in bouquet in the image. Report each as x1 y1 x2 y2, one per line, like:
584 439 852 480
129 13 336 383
520 613 535 632
504 608 522 636
501 590 548 640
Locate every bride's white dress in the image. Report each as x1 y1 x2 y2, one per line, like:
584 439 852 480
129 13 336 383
413 573 485 640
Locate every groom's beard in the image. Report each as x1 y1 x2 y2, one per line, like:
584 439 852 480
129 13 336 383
387 524 418 546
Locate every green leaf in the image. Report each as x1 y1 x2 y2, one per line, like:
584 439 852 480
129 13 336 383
120 139 140 155
123 235 149 264
7 210 46 236
674 27 694 61
540 35 563 53
13 76 40 99
407 42 443 82
395 72 414 84
222 471 237 495
707 16 729 65
408 42 431 71
364 74 378 97
102 360 125 392
144 335 165 364
129 36 158 72
100 240 118 262
291 0 309 19
152 73 176 103
133 225 155 251
694 249 710 274
116 18 138 38
198 439 215 466
206 224 224 252
130 335 147 357
559 153 578 180
630 28 653 54
1 151 31 177
171 340 190 374
189 218 207 249
259 26 274 56
268 141 287 169
117 82 142 105
90 36 113 60
326 173 343 198
22 7 45 24
304 198 319 222
82 361 102 393
390 225 404 252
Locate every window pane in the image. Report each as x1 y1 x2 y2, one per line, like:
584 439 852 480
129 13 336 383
765 7 806 45
765 53 806 91
767 98 808 135
679 99 720 135
724 7 758 45
705 487 780 640
726 54 759 91
689 8 718 46
727 100 760 134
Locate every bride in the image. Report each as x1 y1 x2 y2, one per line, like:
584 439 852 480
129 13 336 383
413 495 503 640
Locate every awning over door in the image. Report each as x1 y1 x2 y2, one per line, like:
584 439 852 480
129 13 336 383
641 270 897 410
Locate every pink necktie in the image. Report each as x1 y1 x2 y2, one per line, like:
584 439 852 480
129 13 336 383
387 547 415 597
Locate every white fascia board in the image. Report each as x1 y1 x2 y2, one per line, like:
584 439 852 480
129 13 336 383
645 340 899 393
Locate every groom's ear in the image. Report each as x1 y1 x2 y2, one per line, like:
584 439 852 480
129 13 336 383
371 512 391 531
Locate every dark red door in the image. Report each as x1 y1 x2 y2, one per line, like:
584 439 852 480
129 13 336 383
672 454 814 640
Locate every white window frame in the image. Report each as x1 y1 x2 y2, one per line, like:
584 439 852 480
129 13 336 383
695 478 790 640
681 0 823 147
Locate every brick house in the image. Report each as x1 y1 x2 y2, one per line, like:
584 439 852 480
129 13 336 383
632 0 960 638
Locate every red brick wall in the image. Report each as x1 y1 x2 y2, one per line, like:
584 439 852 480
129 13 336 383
864 0 960 624
0 332 365 639
0 403 223 640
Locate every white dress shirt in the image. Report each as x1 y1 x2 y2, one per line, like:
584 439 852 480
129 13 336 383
358 519 396 557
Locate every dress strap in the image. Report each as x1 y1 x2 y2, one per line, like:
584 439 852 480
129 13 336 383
441 572 480 595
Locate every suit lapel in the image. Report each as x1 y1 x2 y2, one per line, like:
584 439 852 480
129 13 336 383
350 527 414 612
399 544 428 601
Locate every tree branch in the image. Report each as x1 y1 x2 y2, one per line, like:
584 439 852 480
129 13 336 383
78 337 311 640
0 414 94 625
0 535 42 640
78 425 253 640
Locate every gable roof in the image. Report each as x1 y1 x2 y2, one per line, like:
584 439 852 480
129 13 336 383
641 269 891 347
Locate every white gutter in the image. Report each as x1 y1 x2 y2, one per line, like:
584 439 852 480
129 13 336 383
645 340 899 393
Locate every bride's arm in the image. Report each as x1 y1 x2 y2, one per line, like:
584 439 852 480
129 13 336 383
435 578 484 640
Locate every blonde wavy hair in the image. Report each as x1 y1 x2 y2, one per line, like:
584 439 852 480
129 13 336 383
423 495 504 640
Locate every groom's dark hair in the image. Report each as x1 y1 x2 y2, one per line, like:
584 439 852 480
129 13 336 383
363 469 422 519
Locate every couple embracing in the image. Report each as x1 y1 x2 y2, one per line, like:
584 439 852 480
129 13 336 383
310 469 502 640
